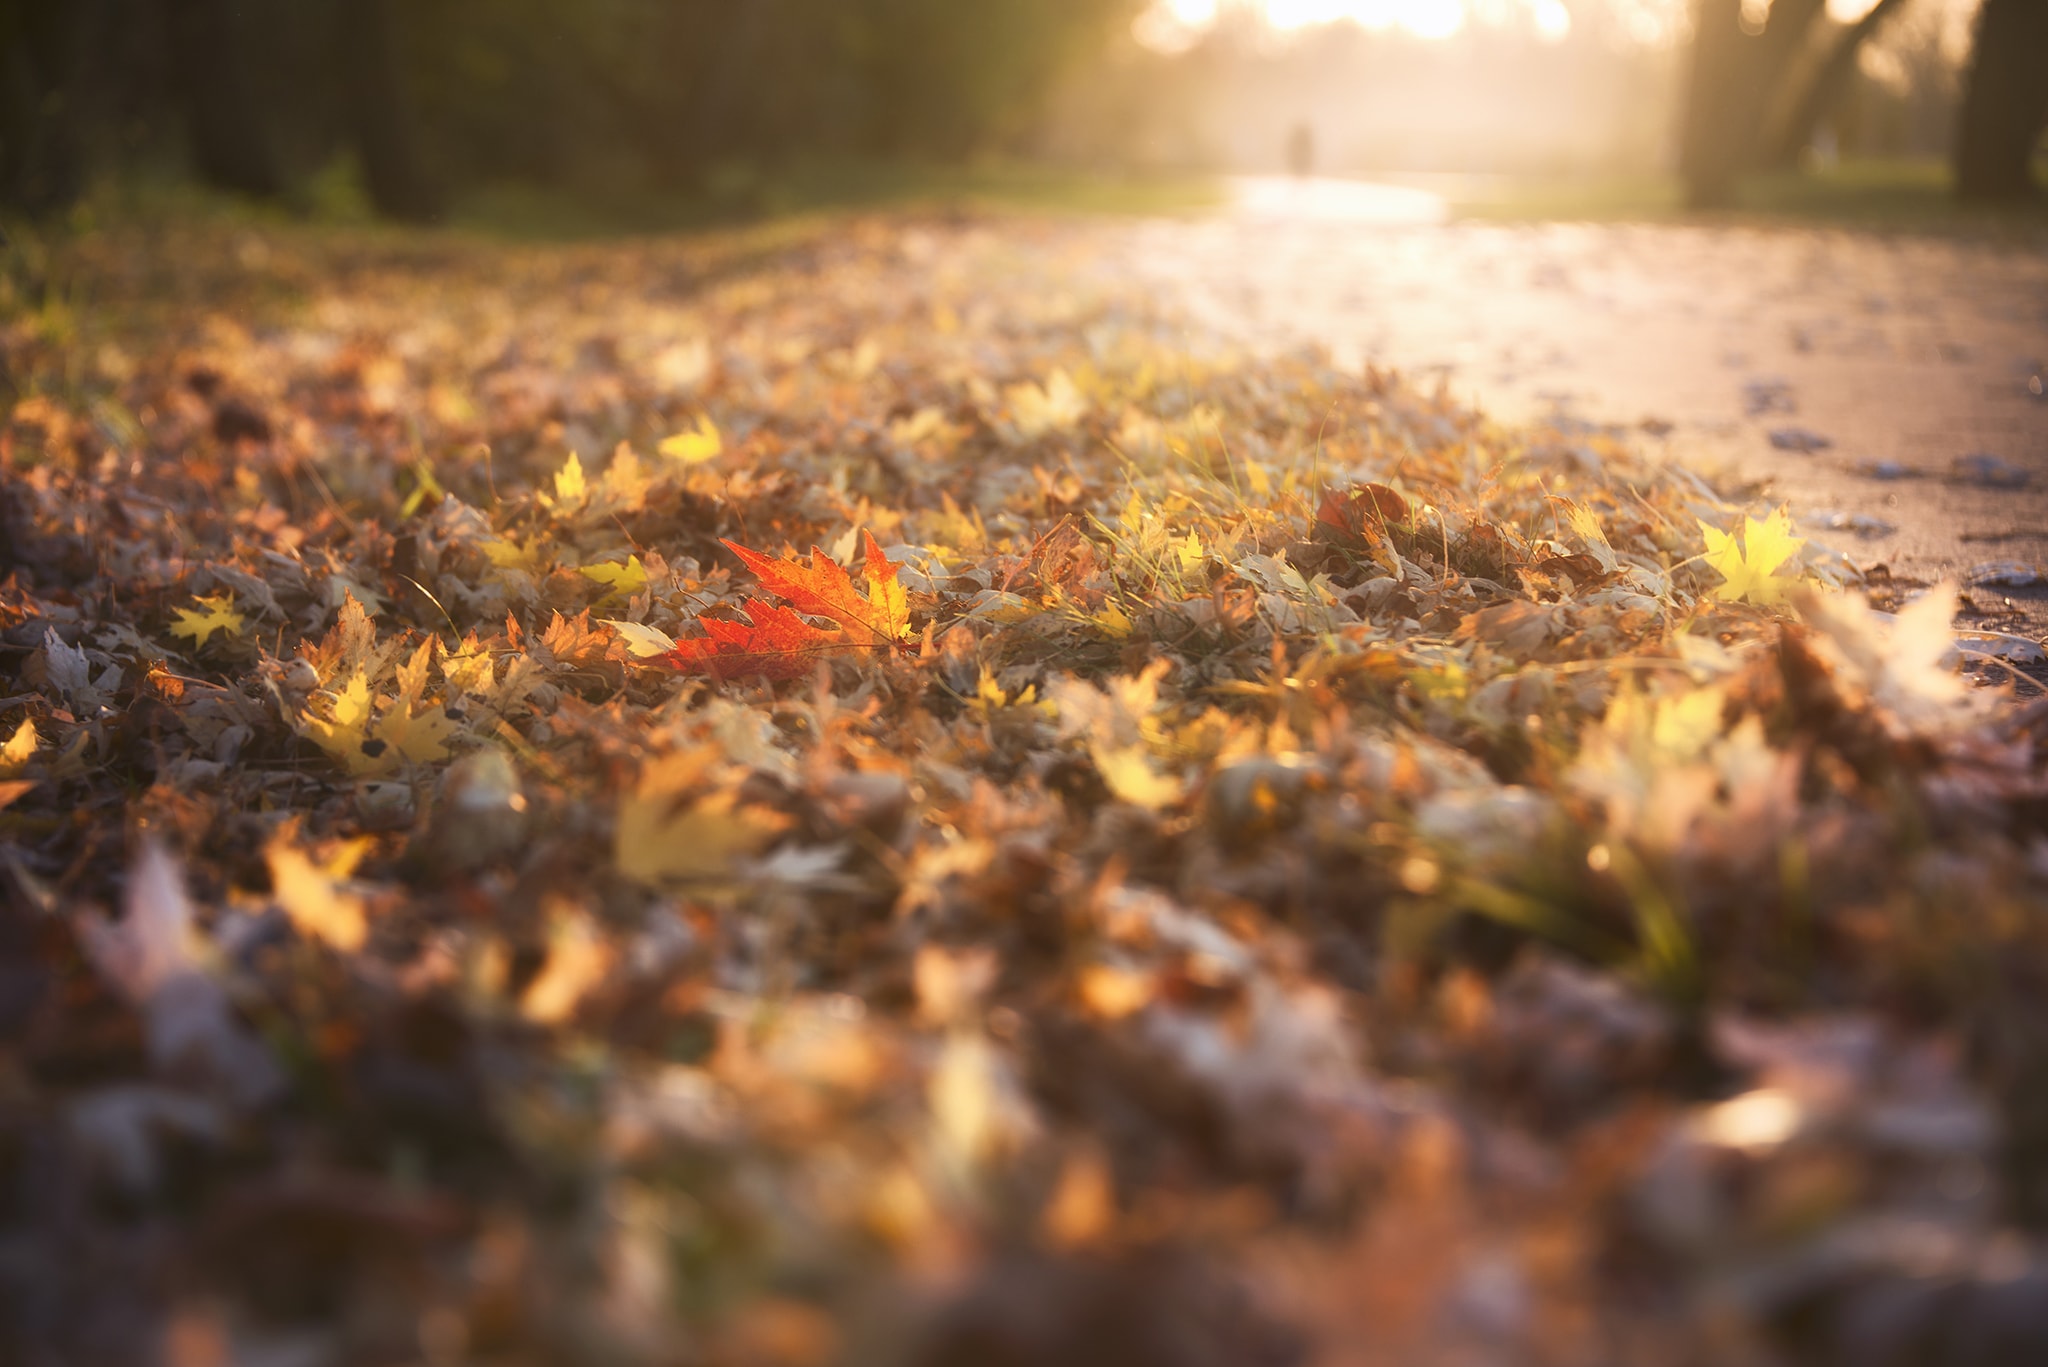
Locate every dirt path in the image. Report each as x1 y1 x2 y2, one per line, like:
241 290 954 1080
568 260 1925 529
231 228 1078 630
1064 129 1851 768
1102 180 2048 632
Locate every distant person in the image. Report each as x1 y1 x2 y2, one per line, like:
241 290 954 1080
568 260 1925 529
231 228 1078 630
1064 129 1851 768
1286 122 1315 179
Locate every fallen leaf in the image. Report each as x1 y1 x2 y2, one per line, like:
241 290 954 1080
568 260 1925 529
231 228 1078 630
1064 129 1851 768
614 754 789 888
549 450 588 508
724 531 912 645
0 718 37 778
659 533 911 680
1007 368 1087 437
521 905 614 1024
169 594 246 649
267 835 371 952
579 555 649 603
658 415 723 464
1317 482 1410 546
662 599 851 681
1091 741 1183 810
605 619 679 658
77 842 283 1107
1701 506 1805 605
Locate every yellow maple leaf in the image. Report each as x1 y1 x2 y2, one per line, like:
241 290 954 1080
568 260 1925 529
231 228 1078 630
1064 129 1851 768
302 671 378 772
169 593 246 650
481 535 550 575
1008 369 1087 438
614 749 787 889
1550 496 1620 574
862 540 909 643
267 835 371 952
375 643 458 767
1700 506 1805 605
443 637 498 695
549 451 588 509
657 415 722 465
595 445 651 510
301 659 456 776
579 555 648 604
520 903 614 1025
0 718 38 778
1090 742 1182 810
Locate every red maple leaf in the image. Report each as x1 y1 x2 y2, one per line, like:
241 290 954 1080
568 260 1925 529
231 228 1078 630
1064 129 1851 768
660 531 911 681
722 530 909 645
661 598 847 681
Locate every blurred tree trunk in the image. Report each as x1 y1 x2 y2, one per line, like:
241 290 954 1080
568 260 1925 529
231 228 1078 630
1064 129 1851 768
1678 0 1828 207
163 0 283 197
1954 0 2048 201
0 0 90 213
1764 0 1910 169
1678 0 1748 207
339 0 440 221
692 0 783 171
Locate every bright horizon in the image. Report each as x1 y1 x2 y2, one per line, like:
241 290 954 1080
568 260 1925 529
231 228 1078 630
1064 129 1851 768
1143 0 1572 45
1143 0 1887 48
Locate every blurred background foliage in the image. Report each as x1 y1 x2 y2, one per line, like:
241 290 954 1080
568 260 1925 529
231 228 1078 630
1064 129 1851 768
0 0 2042 225
0 0 1142 223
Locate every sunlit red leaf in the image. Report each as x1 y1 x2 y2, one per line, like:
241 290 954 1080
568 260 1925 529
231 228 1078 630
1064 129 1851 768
661 533 911 680
661 599 852 681
723 531 910 645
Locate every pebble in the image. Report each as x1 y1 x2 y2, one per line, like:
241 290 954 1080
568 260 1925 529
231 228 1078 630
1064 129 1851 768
1968 562 2048 589
1951 453 2031 489
1808 510 1898 538
1769 426 1833 453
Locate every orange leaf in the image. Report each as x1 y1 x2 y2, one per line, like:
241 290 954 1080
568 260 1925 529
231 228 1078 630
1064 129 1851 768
722 531 910 646
659 533 912 681
662 599 847 681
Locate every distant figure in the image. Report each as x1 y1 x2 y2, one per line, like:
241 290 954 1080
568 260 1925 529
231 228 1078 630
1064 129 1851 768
1286 122 1315 179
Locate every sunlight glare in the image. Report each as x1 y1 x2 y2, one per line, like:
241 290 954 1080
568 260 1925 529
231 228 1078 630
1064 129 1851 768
1532 0 1572 39
1266 0 1469 38
1143 0 1623 45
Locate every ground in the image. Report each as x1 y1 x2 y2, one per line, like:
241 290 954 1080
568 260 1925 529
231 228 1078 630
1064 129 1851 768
3 198 2048 1367
1130 178 2048 635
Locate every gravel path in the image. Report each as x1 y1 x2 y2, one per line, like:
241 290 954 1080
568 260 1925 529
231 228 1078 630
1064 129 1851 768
1102 180 2048 634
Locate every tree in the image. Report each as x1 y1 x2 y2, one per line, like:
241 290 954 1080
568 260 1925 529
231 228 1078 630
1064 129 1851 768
1954 0 2048 201
339 0 441 221
0 0 94 214
163 0 285 198
1677 0 1911 206
1763 0 1911 169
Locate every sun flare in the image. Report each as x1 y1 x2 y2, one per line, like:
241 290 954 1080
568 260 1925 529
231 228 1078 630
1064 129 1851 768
1154 0 1493 42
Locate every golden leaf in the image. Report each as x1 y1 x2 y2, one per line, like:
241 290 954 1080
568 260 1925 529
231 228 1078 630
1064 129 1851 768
612 749 785 889
169 593 246 649
578 555 648 604
549 450 588 509
657 415 722 464
301 662 456 776
1090 742 1182 810
267 835 370 952
520 905 614 1025
1701 506 1805 606
0 718 38 779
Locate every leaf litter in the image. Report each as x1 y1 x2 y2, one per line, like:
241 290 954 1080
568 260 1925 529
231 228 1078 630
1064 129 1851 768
5 213 2048 1365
